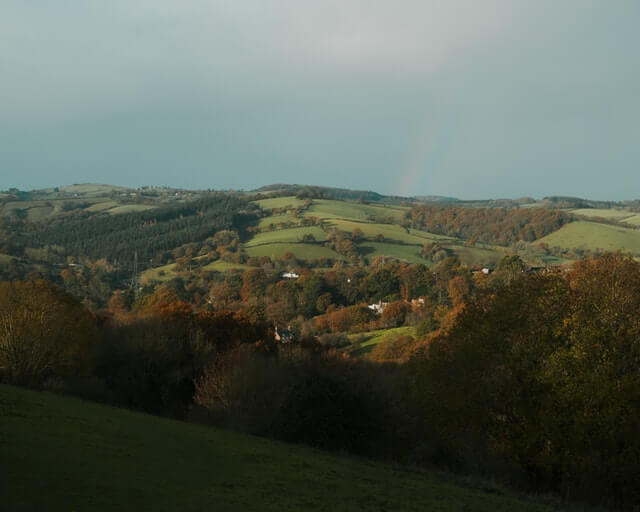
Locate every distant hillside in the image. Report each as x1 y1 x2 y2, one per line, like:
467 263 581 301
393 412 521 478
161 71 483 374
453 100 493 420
0 384 566 511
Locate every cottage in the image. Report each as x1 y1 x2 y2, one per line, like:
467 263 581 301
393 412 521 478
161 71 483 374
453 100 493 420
367 300 388 315
274 326 295 343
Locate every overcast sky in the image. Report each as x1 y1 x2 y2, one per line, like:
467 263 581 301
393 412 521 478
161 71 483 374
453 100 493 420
1 1 638 199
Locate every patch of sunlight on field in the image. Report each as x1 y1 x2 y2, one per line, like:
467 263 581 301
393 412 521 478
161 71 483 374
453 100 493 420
253 196 306 210
246 243 345 260
246 226 328 246
539 221 640 253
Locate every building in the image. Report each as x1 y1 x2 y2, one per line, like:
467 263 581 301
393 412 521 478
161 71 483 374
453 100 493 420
274 326 295 343
282 272 299 279
367 300 388 315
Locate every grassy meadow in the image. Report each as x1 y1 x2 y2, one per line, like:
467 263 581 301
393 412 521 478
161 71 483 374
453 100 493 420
538 221 640 254
347 326 416 354
0 384 567 512
246 243 345 261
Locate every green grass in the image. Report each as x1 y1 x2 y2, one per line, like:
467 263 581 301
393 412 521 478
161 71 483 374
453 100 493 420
201 260 252 272
140 263 179 283
623 214 640 226
327 219 444 245
347 326 416 355
571 208 634 219
57 183 125 195
246 243 345 261
444 244 510 266
86 200 119 212
25 205 54 221
359 242 425 263
0 384 565 511
253 196 306 210
307 199 407 223
246 227 328 246
107 204 156 215
538 221 640 254
257 214 302 228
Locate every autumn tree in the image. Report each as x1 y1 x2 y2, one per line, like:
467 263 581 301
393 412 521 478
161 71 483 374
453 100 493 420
0 280 97 387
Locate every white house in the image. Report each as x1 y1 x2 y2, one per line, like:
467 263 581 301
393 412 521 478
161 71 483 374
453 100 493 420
367 300 388 314
282 272 299 279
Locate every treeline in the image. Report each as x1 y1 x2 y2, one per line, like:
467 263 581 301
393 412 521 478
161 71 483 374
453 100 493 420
406 205 570 245
11 195 257 266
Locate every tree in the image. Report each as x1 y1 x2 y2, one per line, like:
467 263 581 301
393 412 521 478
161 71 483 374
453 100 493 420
0 280 97 387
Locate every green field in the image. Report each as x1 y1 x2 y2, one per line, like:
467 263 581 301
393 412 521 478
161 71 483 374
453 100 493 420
307 199 407 223
140 263 179 283
246 243 345 261
538 221 640 254
359 242 425 263
25 205 55 221
107 204 156 215
253 196 306 210
348 326 416 354
201 260 251 272
257 214 302 228
245 227 328 246
571 208 634 219
327 219 444 245
86 200 119 212
623 214 640 226
57 183 125 195
444 244 510 266
0 384 565 511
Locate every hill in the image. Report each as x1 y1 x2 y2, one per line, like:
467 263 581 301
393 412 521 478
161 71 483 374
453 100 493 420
0 384 566 511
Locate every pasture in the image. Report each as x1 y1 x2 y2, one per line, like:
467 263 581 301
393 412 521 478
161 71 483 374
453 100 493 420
245 226 328 246
306 199 407 223
253 196 306 210
0 384 564 512
538 221 640 254
571 208 634 219
246 243 345 261
348 326 416 355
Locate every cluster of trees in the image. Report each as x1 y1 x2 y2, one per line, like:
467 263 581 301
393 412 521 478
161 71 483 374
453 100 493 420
406 205 571 245
9 195 257 267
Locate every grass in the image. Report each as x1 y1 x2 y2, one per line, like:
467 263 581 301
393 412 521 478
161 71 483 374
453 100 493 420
623 214 640 226
0 254 15 264
86 200 119 212
246 243 345 261
347 326 416 355
538 221 640 254
253 196 306 210
327 219 443 245
57 183 125 195
257 214 302 228
307 199 407 223
571 208 634 219
0 384 565 511
245 227 328 246
107 204 156 215
359 242 425 263
443 244 510 266
25 205 54 221
201 260 252 272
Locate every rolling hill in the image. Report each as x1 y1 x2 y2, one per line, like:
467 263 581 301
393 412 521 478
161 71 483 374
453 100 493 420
0 384 568 511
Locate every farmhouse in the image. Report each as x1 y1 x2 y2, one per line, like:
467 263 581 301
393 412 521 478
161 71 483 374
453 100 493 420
282 271 299 279
274 326 295 343
367 300 388 314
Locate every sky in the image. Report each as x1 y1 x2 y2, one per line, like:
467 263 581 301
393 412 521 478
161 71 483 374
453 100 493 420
0 1 638 199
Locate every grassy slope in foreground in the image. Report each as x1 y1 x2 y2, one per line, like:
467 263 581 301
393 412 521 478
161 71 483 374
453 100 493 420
0 385 563 512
